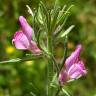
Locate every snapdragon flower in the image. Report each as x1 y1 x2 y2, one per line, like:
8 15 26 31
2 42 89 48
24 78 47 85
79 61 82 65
12 16 41 54
59 44 87 85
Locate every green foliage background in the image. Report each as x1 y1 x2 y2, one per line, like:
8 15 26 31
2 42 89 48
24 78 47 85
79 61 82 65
0 0 96 96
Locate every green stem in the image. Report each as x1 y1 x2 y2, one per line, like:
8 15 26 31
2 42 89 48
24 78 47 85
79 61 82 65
47 35 53 96
55 86 71 96
55 86 62 96
60 35 68 71
51 56 60 75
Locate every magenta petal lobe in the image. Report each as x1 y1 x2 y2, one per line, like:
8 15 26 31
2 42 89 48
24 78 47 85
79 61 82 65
19 16 33 40
59 70 68 85
65 44 82 70
29 40 41 54
12 31 30 50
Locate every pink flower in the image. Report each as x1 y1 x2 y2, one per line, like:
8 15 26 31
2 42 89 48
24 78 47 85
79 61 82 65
12 16 41 54
59 44 87 85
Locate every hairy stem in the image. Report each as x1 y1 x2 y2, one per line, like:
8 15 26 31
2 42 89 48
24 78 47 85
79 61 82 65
47 35 53 96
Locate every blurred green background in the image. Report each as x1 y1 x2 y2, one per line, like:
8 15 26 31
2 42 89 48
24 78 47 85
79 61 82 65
0 0 96 96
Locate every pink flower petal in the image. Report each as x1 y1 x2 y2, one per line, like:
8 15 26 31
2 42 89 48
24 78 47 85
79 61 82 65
12 30 30 49
29 40 41 54
59 70 68 85
65 44 82 70
19 16 33 40
68 61 87 79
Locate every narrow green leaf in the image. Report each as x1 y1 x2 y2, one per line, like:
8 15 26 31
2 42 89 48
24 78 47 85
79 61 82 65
0 58 21 63
0 55 42 64
51 73 57 83
55 25 74 41
26 5 34 17
30 92 36 96
62 88 71 96
58 5 67 20
51 7 60 32
37 5 46 25
36 29 50 55
57 5 74 25
50 73 57 88
37 6 43 24
53 14 69 37
29 82 40 95
60 25 75 38
40 1 48 25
